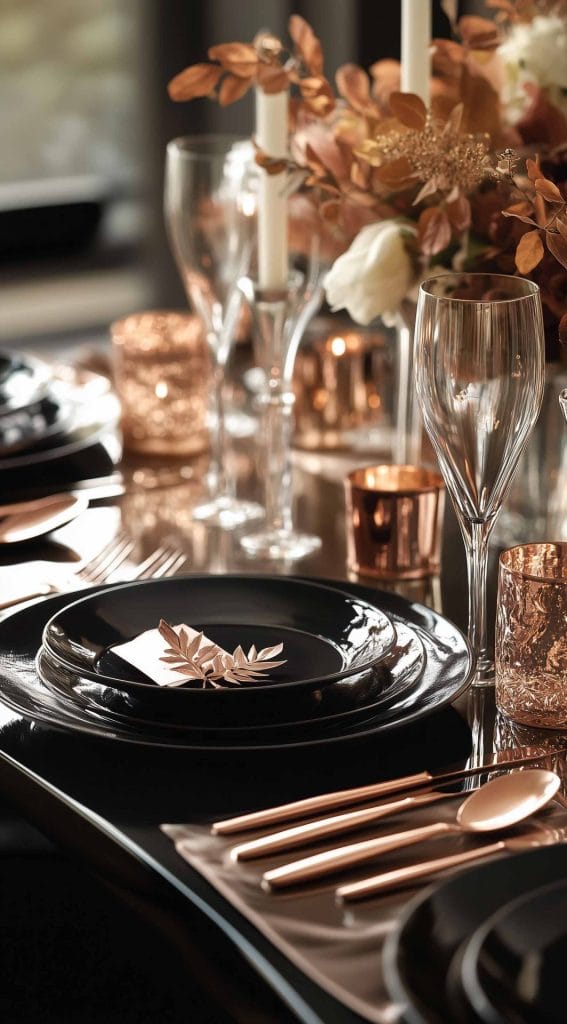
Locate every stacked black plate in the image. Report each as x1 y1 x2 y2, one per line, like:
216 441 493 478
384 842 567 1023
0 349 120 496
0 574 473 752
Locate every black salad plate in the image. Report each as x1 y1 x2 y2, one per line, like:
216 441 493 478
36 617 425 736
384 844 567 1024
0 350 49 415
0 578 473 751
42 576 397 722
460 878 567 1024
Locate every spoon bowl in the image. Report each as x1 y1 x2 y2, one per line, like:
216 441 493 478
457 769 561 832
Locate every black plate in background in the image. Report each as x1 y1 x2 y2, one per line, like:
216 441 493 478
461 879 567 1024
384 844 567 1024
0 350 49 415
0 579 472 751
0 393 72 458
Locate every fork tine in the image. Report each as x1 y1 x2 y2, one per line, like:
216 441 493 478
150 550 187 578
82 539 135 584
76 532 129 580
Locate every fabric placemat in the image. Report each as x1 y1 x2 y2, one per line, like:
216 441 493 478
162 797 567 1023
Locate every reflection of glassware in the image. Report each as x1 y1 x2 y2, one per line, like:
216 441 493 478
415 273 545 687
561 388 567 423
496 543 567 729
164 135 263 529
238 255 325 560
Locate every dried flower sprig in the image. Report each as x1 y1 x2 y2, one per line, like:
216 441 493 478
168 15 333 114
157 620 286 688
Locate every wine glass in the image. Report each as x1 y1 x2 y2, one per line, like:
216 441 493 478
164 135 263 529
414 273 545 686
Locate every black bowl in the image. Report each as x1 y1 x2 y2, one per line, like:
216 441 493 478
42 575 397 725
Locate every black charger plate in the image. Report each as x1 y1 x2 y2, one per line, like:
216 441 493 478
0 579 472 751
384 844 567 1024
460 878 567 1024
42 576 398 724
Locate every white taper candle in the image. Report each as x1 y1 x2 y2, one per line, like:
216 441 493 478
255 87 289 290
401 0 432 105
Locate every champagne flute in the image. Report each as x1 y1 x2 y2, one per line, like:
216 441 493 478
414 273 545 686
164 135 263 529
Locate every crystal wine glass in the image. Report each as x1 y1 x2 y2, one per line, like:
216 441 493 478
414 273 545 686
164 135 263 528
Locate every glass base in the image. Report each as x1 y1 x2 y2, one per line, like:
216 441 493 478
192 495 264 530
240 527 322 561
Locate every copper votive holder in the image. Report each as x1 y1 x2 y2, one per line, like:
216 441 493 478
496 542 567 729
111 311 210 456
345 465 445 580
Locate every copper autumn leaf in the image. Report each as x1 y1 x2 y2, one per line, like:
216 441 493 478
418 206 452 256
526 157 541 182
168 63 222 101
515 229 544 273
336 63 376 116
219 74 252 105
534 178 563 203
288 14 324 75
207 42 258 77
389 91 427 130
457 15 500 49
546 230 567 271
448 194 471 231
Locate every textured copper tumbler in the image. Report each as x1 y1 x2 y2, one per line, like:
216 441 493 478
345 465 444 580
496 542 567 729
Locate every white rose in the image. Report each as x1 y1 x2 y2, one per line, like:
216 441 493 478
324 221 414 326
498 15 567 123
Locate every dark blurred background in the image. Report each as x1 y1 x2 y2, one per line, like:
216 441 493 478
0 0 477 349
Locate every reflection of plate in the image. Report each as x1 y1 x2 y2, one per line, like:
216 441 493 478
0 350 49 414
42 577 397 724
36 618 424 735
461 879 567 1024
0 579 472 750
384 845 567 1024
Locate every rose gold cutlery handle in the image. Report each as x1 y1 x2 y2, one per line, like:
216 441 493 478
212 772 433 836
231 791 450 862
262 821 455 890
336 841 506 902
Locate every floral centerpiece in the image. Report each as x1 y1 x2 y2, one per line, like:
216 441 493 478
168 2 567 354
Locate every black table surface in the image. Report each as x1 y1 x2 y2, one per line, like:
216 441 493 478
0 428 557 1023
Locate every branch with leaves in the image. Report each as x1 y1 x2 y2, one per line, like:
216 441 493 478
157 620 286 688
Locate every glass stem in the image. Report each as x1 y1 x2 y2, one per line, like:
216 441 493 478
463 518 494 684
261 385 294 534
209 358 232 500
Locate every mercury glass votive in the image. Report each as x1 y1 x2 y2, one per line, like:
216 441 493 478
111 312 210 456
293 324 394 452
496 543 567 729
345 465 445 580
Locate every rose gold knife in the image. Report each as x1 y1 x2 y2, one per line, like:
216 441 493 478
230 791 454 862
212 744 566 836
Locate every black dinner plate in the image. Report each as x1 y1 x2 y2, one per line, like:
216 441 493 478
0 349 49 415
42 576 398 724
0 579 472 751
460 879 567 1024
36 617 425 736
383 844 567 1024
